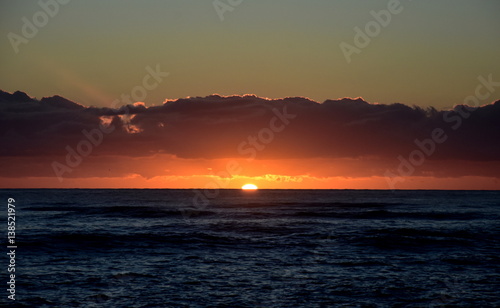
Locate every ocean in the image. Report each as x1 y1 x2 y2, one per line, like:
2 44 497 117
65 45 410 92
2 189 499 307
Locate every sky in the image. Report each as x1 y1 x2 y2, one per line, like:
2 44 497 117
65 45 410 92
1 0 499 189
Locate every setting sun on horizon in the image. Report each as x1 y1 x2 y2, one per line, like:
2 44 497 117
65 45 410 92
242 184 258 190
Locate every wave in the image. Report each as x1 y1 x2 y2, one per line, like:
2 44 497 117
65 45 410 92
289 209 484 220
351 227 497 250
24 205 217 219
19 231 269 251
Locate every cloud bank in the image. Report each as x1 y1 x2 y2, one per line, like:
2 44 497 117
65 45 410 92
1 90 499 183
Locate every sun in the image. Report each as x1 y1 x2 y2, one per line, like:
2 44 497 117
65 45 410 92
241 184 258 190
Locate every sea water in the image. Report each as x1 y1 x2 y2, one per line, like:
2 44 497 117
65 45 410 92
1 189 499 307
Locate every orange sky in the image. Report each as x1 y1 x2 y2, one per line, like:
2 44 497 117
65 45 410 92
2 175 498 190
1 92 499 190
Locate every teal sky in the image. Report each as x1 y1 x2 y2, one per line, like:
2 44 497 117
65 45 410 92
1 0 499 108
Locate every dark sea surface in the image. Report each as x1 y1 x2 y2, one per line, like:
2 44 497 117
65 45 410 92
1 189 499 307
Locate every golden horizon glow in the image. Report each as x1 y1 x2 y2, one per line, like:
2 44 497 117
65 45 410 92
241 184 258 190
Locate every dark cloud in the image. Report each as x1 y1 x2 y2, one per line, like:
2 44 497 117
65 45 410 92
0 89 499 179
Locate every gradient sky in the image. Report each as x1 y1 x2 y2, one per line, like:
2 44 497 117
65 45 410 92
1 1 499 189
1 0 499 108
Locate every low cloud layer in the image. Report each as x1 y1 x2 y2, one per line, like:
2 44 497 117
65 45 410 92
2 89 499 159
1 90 499 182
